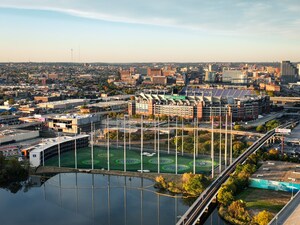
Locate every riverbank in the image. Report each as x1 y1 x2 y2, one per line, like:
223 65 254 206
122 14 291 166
35 166 182 183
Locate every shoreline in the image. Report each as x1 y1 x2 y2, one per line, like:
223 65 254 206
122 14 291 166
34 166 182 183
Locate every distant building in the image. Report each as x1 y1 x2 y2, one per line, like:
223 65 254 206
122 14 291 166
38 99 88 110
0 115 20 126
222 69 248 84
205 71 216 82
119 69 138 85
34 96 60 103
0 129 39 146
152 76 167 85
281 61 298 84
147 68 163 77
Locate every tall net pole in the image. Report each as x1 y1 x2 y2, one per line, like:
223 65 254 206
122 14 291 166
225 113 228 168
91 122 94 170
211 109 214 179
175 117 178 175
168 115 170 154
124 116 126 172
116 117 119 148
196 116 199 157
181 118 184 156
230 112 233 164
58 132 61 168
141 115 143 173
219 106 222 173
158 117 160 174
75 132 77 169
193 118 196 174
107 115 110 171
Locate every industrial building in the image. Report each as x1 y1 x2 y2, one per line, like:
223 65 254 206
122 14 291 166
29 135 89 167
38 99 88 109
0 129 39 146
129 88 270 121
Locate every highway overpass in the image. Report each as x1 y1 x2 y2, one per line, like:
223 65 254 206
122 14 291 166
176 128 276 225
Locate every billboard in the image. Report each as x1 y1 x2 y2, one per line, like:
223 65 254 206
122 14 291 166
275 128 291 134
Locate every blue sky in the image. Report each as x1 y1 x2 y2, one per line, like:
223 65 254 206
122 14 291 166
0 0 299 62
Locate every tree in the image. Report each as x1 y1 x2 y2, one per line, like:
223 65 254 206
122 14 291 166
227 200 251 222
182 173 209 196
253 210 273 225
233 125 244 131
265 120 279 131
256 125 266 133
8 98 15 105
217 186 234 206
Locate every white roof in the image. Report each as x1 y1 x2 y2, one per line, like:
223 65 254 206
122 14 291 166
30 135 89 154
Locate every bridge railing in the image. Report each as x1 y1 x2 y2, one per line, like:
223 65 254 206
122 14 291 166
268 190 300 225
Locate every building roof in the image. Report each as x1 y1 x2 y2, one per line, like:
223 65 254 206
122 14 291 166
29 135 89 155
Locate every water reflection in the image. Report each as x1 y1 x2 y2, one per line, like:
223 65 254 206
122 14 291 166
42 173 189 225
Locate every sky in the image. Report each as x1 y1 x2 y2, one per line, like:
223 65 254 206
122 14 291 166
0 0 300 63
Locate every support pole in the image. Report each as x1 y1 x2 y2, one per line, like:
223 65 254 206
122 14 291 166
75 132 77 169
141 116 143 173
175 117 178 175
107 115 110 171
181 118 184 156
158 117 160 174
230 112 233 164
116 117 119 148
168 115 170 154
193 118 196 174
211 110 214 179
219 106 222 173
91 122 94 170
58 133 61 168
225 113 228 168
124 116 126 172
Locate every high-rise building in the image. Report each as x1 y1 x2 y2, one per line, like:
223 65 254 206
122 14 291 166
297 64 300 77
222 69 248 84
280 61 298 84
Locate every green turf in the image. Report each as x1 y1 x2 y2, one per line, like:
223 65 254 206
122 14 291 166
45 146 217 174
236 188 291 213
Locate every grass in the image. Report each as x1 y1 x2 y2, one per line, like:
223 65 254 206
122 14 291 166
45 146 217 174
236 187 291 214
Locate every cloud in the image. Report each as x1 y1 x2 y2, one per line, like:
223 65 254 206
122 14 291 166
0 0 300 37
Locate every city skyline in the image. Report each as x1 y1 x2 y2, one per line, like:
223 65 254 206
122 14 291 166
1 0 300 62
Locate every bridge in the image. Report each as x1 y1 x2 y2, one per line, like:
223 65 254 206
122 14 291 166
176 121 296 225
